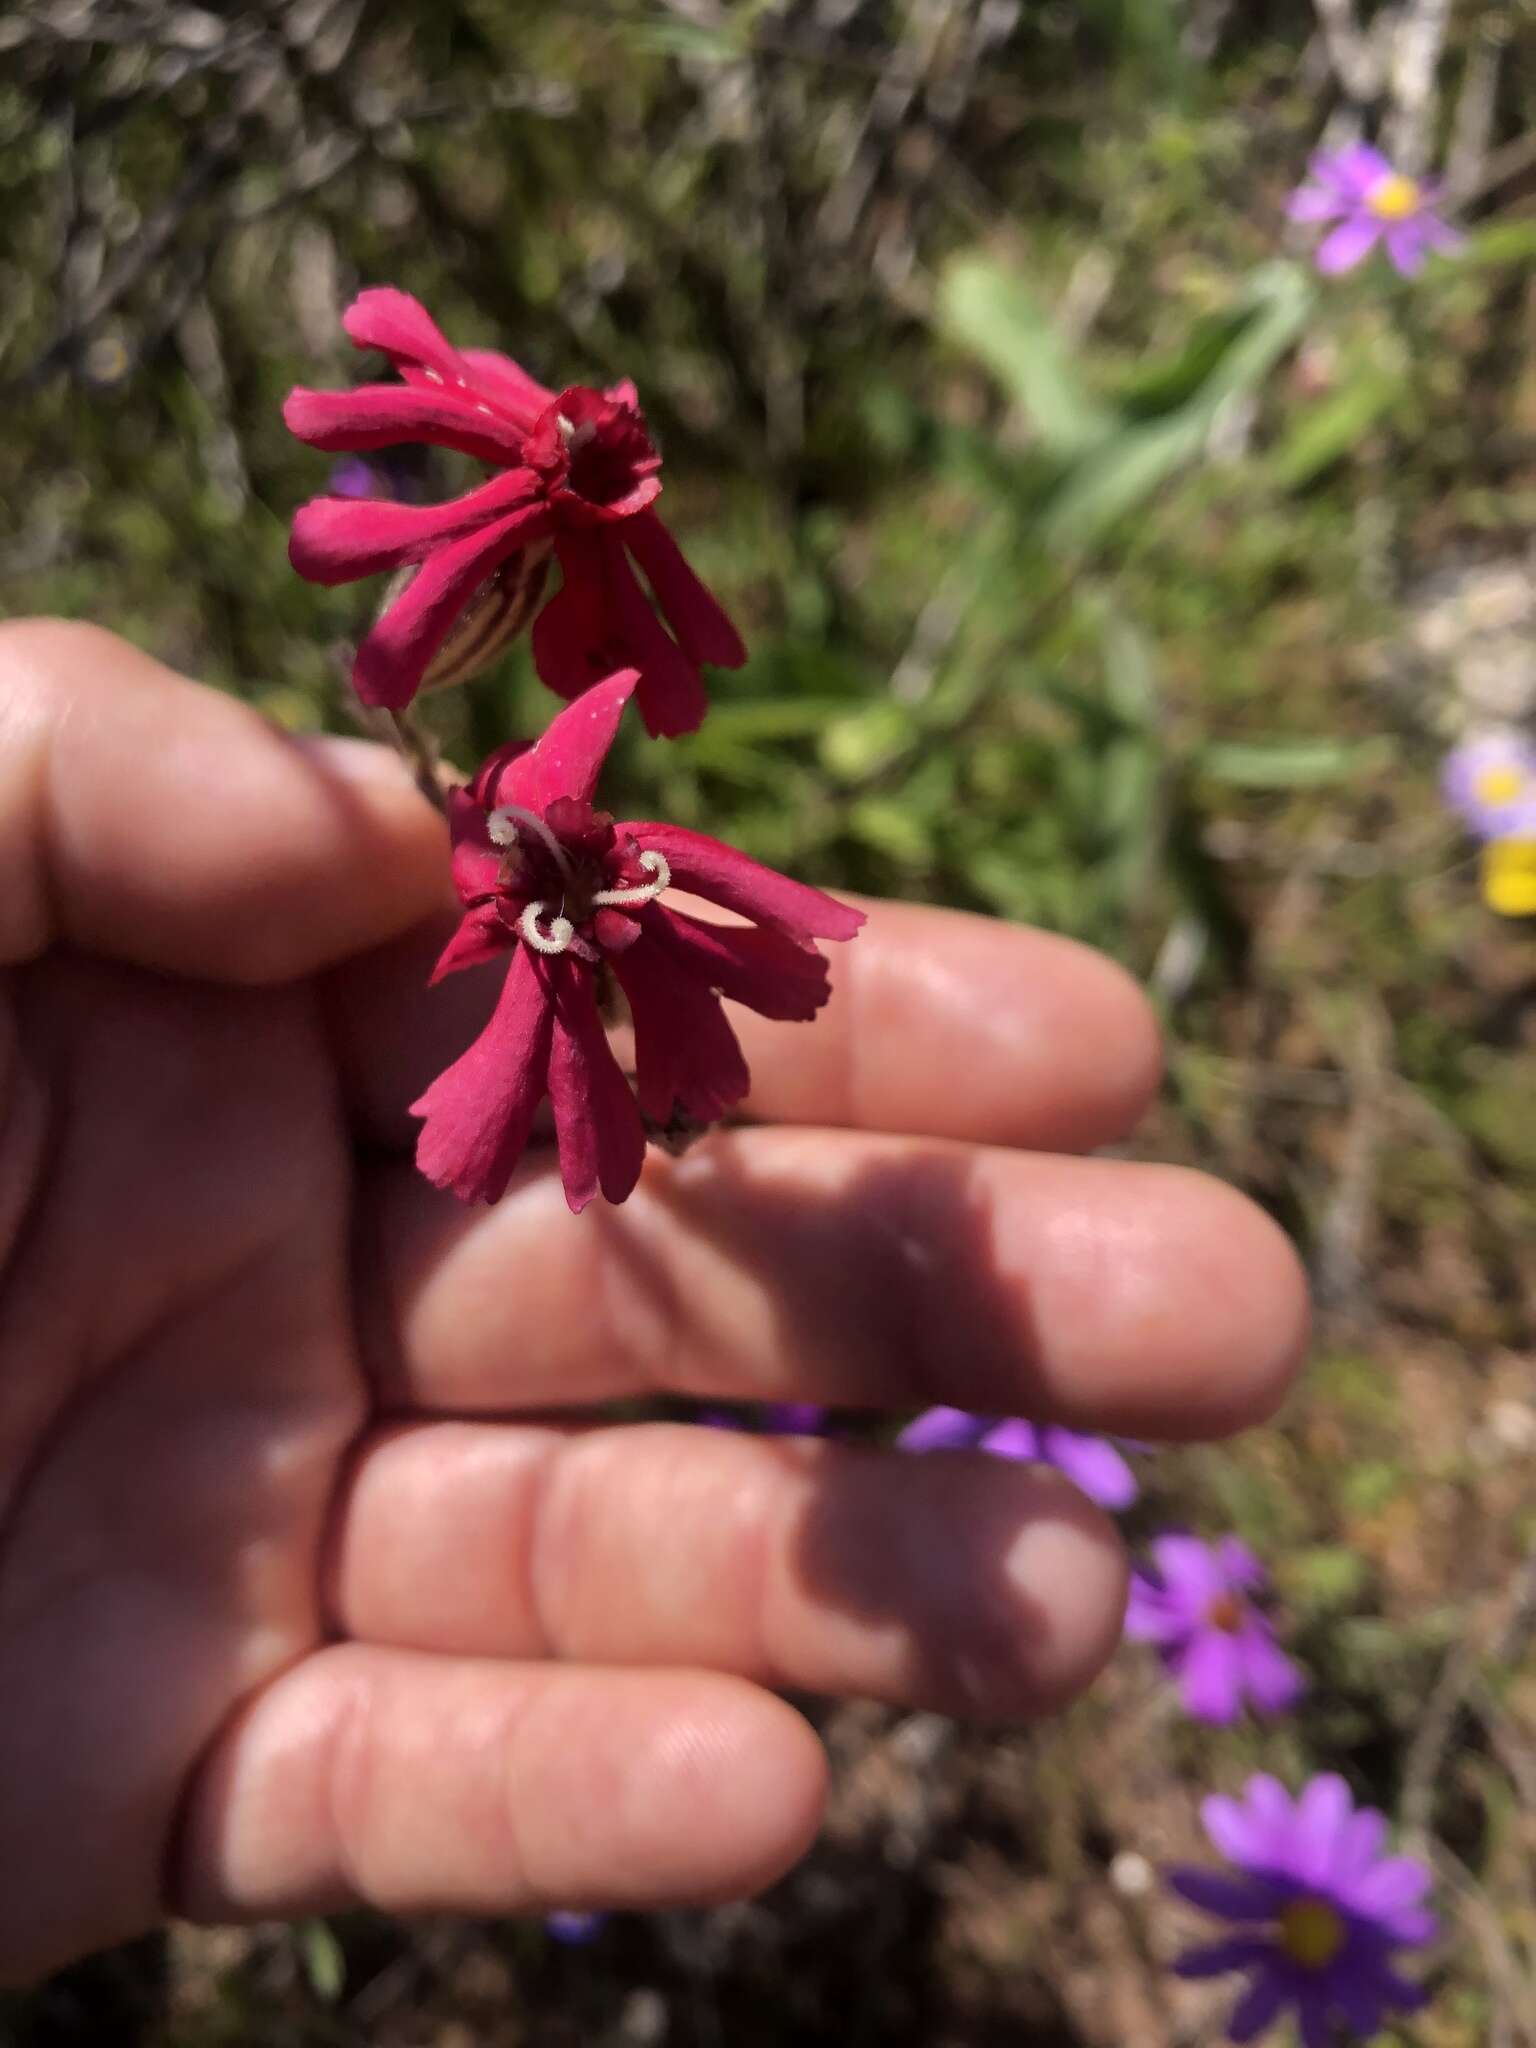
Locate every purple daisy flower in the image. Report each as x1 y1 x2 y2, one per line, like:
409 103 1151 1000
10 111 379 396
1441 730 1536 841
545 1910 608 1944
894 1406 1139 1511
1168 1773 1436 2047
1125 1535 1304 1724
1287 143 1461 276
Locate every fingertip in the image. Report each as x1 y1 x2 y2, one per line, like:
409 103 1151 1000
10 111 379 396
1032 1163 1310 1440
1060 945 1165 1149
998 1479 1130 1716
626 1679 829 1905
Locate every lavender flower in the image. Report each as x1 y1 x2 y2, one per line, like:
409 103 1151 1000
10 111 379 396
1168 1773 1435 2047
1441 730 1536 841
324 450 425 502
1125 1535 1304 1724
895 1406 1139 1511
545 1911 608 1945
1288 144 1460 276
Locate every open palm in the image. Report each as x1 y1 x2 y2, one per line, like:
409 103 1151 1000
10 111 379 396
0 622 1308 1985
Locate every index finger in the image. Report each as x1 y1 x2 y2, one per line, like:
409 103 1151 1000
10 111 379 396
0 619 447 982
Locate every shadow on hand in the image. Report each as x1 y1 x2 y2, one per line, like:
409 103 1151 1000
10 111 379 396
589 1139 1121 1725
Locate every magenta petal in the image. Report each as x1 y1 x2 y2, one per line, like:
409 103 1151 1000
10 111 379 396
613 937 750 1124
1170 1936 1274 1979
546 963 646 1213
605 539 711 738
352 510 547 708
1294 1774 1353 1882
1237 1625 1306 1716
1124 1572 1184 1645
1203 1781 1292 1871
283 385 528 467
1317 214 1383 273
615 823 865 941
446 789 503 905
344 287 468 382
1287 184 1345 223
1328 142 1394 197
1296 1992 1332 2048
1149 1533 1226 1605
977 1417 1042 1461
624 511 748 669
896 1406 989 1453
647 907 833 1022
1334 1807 1388 1879
1227 1976 1286 2043
492 667 639 815
412 946 553 1202
429 900 512 984
1418 213 1464 255
1384 221 1428 275
532 531 614 701
458 345 554 428
289 469 543 585
1349 1856 1433 1915
1037 1427 1138 1509
1216 1537 1267 1592
1168 1869 1280 1921
1177 1630 1245 1724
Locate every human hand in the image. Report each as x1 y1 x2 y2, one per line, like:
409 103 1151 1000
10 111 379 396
0 621 1308 1984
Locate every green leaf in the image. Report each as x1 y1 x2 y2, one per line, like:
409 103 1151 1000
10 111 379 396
1272 365 1408 489
937 255 1115 458
620 21 744 61
819 702 917 782
848 795 933 866
297 1918 346 2004
1094 603 1161 728
1198 736 1392 789
1043 263 1313 546
1284 1545 1372 1613
1459 219 1536 271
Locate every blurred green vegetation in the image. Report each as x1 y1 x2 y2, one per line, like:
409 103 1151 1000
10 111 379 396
3 1 1536 2042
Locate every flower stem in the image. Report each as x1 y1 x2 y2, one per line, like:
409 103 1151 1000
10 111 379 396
387 708 452 817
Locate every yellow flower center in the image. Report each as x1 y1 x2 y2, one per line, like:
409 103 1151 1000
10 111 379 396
1481 840 1536 919
1204 1593 1245 1634
1368 173 1421 221
1278 1898 1347 1970
1475 765 1525 807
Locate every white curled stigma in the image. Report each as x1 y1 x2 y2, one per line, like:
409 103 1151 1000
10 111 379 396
589 849 671 909
487 801 576 885
518 852 670 957
519 903 576 954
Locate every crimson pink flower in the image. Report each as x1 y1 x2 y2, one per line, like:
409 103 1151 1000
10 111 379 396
412 669 864 1212
284 288 746 734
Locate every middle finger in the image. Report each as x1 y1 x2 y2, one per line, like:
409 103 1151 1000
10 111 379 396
358 1127 1308 1437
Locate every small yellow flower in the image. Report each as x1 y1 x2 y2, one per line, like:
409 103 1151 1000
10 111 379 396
1481 839 1536 918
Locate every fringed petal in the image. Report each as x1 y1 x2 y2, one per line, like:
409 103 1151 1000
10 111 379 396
411 946 554 1202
